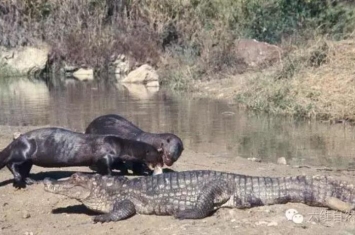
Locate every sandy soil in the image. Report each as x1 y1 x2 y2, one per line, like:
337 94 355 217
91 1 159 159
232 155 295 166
1 126 355 235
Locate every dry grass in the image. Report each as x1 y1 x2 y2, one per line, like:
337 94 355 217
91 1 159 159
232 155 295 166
293 39 355 121
234 36 355 122
0 0 160 69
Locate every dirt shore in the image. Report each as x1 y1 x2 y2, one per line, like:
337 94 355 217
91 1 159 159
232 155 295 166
1 126 355 235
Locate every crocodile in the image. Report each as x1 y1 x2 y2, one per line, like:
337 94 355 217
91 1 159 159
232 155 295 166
43 170 355 223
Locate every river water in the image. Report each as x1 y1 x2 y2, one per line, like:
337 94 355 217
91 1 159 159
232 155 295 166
1 77 355 169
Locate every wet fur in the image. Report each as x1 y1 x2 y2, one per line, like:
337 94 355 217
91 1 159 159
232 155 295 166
85 114 184 175
0 127 163 188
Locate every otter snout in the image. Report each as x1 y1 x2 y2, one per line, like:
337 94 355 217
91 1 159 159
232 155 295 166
164 143 184 166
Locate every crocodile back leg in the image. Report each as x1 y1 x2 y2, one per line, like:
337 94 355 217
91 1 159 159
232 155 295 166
93 199 136 223
173 180 233 219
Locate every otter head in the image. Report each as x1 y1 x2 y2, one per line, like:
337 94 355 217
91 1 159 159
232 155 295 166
157 134 184 167
142 143 164 165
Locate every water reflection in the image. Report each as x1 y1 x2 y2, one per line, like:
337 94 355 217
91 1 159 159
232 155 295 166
0 77 355 168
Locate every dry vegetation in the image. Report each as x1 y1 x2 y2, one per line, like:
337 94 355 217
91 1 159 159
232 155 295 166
1 0 355 122
234 38 355 122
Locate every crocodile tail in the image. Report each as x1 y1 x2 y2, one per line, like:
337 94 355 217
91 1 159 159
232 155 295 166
310 175 355 206
283 175 355 207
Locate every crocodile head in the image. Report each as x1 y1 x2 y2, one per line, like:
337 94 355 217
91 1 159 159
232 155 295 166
43 173 128 213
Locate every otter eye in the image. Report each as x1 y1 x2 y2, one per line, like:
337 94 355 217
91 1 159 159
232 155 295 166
146 150 150 154
167 138 171 143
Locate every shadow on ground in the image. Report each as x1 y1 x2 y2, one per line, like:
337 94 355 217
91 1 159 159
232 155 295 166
52 205 101 216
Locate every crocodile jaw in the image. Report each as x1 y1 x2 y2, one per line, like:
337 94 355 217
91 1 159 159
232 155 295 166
43 177 91 201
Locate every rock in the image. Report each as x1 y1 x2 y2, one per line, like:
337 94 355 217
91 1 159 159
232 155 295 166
267 221 278 227
256 220 278 227
277 157 287 165
264 209 272 213
0 44 50 75
22 210 31 219
72 68 94 81
235 39 283 69
121 64 159 86
13 132 21 140
247 157 262 163
255 221 268 226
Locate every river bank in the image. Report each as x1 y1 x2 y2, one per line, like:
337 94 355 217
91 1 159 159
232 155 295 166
177 39 355 124
1 125 355 235
1 0 355 123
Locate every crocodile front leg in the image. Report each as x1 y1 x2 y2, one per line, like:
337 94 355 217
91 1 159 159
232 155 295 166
174 180 233 219
93 199 136 223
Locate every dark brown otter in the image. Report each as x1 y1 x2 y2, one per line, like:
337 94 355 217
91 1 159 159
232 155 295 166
0 127 163 188
85 114 184 174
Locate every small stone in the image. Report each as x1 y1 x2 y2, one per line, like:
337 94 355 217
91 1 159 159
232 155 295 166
277 157 287 165
247 157 262 162
13 132 21 139
255 221 268 226
267 221 278 227
22 211 31 219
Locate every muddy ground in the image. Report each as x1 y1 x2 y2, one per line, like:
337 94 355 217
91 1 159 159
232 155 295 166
1 126 355 235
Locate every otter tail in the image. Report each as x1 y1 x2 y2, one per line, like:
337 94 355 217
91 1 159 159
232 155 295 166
0 137 36 171
0 144 11 170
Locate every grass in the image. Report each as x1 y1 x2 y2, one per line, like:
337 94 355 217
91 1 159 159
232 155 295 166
1 0 355 122
234 38 355 122
0 59 23 79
